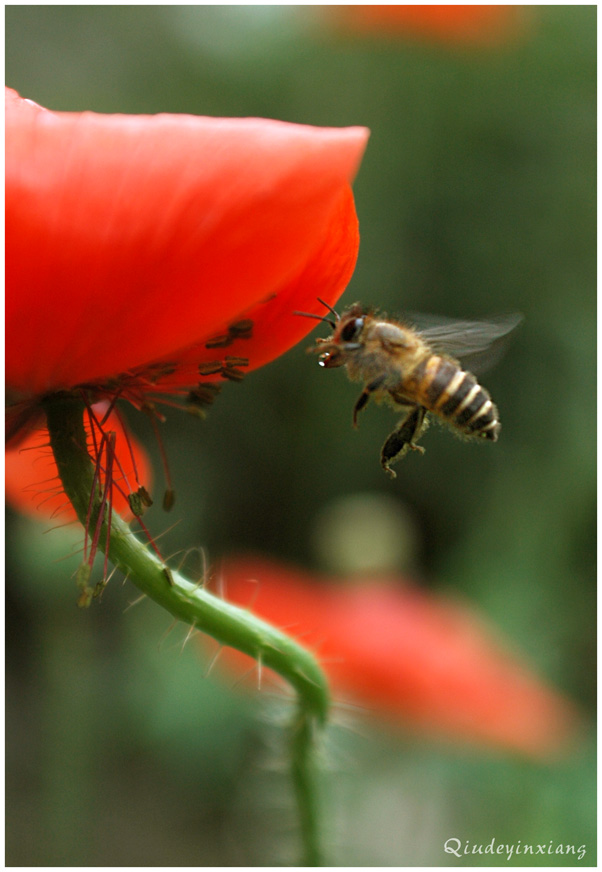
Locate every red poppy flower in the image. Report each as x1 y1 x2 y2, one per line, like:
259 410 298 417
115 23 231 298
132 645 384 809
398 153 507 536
210 557 579 758
330 5 524 46
6 88 368 517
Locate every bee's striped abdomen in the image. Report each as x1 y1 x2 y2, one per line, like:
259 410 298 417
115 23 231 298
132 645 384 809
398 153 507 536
421 356 500 441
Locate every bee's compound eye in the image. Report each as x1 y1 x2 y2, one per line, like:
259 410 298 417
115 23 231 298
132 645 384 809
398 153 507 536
341 317 364 342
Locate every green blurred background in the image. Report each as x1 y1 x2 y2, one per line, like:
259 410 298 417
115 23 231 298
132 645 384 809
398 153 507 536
6 5 595 866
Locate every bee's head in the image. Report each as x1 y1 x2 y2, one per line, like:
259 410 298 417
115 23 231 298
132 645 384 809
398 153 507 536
313 308 366 368
296 300 368 367
335 309 366 344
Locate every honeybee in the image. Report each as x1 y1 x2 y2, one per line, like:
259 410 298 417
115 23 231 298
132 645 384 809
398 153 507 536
298 300 522 478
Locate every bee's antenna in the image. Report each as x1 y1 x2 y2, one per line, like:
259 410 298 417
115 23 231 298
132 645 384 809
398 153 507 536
293 310 336 330
316 297 340 321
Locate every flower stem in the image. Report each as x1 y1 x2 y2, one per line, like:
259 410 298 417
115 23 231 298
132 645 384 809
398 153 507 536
44 394 329 865
291 703 325 866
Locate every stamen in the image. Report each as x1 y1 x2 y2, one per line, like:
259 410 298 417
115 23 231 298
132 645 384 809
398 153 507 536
128 486 153 518
113 405 143 488
198 361 224 376
103 431 115 582
220 366 246 382
228 319 254 338
187 383 221 409
205 334 232 349
147 412 175 512
86 401 151 517
64 395 168 603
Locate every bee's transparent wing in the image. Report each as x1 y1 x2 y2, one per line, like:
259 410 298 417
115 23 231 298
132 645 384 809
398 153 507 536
408 312 523 374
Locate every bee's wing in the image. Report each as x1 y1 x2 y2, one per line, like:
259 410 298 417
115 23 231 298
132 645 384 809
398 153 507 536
409 312 523 374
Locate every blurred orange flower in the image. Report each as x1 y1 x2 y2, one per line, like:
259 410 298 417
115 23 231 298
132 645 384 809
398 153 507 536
331 5 523 46
211 557 579 758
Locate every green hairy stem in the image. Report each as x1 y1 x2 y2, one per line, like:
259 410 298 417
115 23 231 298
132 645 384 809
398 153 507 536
45 395 329 866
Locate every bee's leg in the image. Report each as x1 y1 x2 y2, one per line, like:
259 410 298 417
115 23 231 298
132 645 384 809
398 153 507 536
352 375 386 427
380 406 427 478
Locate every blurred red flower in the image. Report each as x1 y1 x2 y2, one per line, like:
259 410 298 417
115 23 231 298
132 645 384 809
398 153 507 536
5 87 368 518
331 5 523 46
211 557 579 758
5 404 152 522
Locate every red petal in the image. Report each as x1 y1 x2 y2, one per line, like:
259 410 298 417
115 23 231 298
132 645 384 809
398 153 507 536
150 184 359 385
5 404 152 523
238 185 360 372
212 557 579 758
6 88 368 396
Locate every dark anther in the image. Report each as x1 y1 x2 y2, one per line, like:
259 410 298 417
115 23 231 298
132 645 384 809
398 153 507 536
221 367 246 382
187 383 221 407
198 361 224 376
205 334 232 349
228 319 254 338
